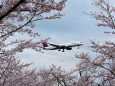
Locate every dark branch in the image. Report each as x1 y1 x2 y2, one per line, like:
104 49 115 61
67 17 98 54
0 12 36 38
0 0 26 21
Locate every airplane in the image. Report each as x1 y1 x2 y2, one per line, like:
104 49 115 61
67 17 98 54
41 41 83 52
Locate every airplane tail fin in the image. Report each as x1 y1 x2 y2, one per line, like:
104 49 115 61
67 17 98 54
42 41 48 47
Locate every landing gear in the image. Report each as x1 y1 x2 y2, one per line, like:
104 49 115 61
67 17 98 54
62 49 64 52
78 46 79 49
58 47 65 52
58 49 61 51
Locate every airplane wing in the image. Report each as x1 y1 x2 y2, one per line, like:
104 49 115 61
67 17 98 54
47 43 61 48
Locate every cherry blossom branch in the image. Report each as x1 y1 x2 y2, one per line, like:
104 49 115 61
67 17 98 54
0 0 26 21
0 11 36 38
93 63 115 77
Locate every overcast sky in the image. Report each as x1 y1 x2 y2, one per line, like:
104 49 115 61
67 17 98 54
19 0 115 70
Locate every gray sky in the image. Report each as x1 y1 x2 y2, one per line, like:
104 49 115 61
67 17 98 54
19 0 115 70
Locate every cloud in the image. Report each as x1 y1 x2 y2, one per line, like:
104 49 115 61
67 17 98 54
18 48 78 71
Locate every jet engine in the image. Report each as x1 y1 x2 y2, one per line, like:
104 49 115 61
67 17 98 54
66 47 72 50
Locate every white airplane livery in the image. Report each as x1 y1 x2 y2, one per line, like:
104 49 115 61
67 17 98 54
42 41 83 52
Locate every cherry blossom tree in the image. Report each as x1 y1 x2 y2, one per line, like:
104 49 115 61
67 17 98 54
0 0 67 85
37 65 77 86
0 56 38 86
0 0 67 53
75 0 115 86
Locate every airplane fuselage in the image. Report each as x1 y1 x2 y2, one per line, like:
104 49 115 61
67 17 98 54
64 42 83 47
43 42 83 51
